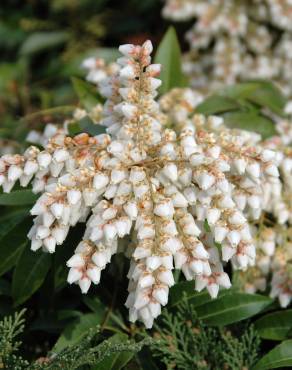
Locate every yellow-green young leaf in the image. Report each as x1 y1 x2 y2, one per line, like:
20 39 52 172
54 313 103 353
12 248 51 306
0 190 38 206
0 218 31 276
154 26 186 94
255 310 292 341
195 293 273 326
71 77 104 110
20 31 70 56
223 112 277 139
252 340 292 370
196 95 241 115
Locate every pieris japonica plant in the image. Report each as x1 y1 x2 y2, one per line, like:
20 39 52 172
0 39 287 329
162 0 292 96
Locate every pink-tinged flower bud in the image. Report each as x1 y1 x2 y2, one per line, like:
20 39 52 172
142 40 153 55
92 251 107 268
154 200 174 218
261 149 275 162
67 254 85 268
67 189 81 205
111 169 127 184
222 245 236 261
146 64 161 76
79 277 91 294
265 163 279 177
24 160 38 176
31 238 42 251
36 225 50 240
149 301 161 318
195 276 208 292
118 44 135 57
190 260 203 274
279 294 291 308
8 165 22 182
50 203 64 219
137 225 155 240
87 267 101 284
67 268 83 284
206 208 221 225
138 274 155 288
234 158 247 174
146 256 161 271
53 149 69 163
214 226 228 243
195 172 215 190
207 283 219 298
123 201 138 220
228 211 246 226
104 224 117 240
93 173 109 190
216 273 231 289
153 287 168 306
161 237 181 253
149 77 162 90
43 236 56 253
120 65 136 79
174 250 188 269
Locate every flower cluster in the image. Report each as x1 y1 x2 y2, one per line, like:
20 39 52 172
162 0 292 96
0 41 285 327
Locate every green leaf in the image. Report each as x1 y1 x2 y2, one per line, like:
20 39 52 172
20 31 70 56
220 82 263 99
12 248 51 306
196 293 273 326
70 116 106 137
0 208 30 240
169 280 230 308
255 310 292 340
54 313 104 353
196 95 241 115
0 279 10 296
154 26 186 94
246 80 286 115
0 190 38 206
71 77 104 110
252 340 292 370
223 111 277 139
0 218 31 276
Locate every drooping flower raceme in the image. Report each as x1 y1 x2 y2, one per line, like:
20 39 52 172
0 41 282 327
162 0 292 96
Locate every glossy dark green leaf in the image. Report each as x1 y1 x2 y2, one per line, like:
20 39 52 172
54 313 103 352
223 112 277 139
71 76 104 110
12 248 51 306
252 340 292 370
255 310 292 340
20 31 70 56
0 190 38 206
154 26 186 94
196 293 273 326
196 95 241 115
0 279 10 296
0 218 31 276
0 208 29 239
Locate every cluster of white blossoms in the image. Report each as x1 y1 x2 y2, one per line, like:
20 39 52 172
82 56 120 85
162 0 292 96
0 40 288 328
